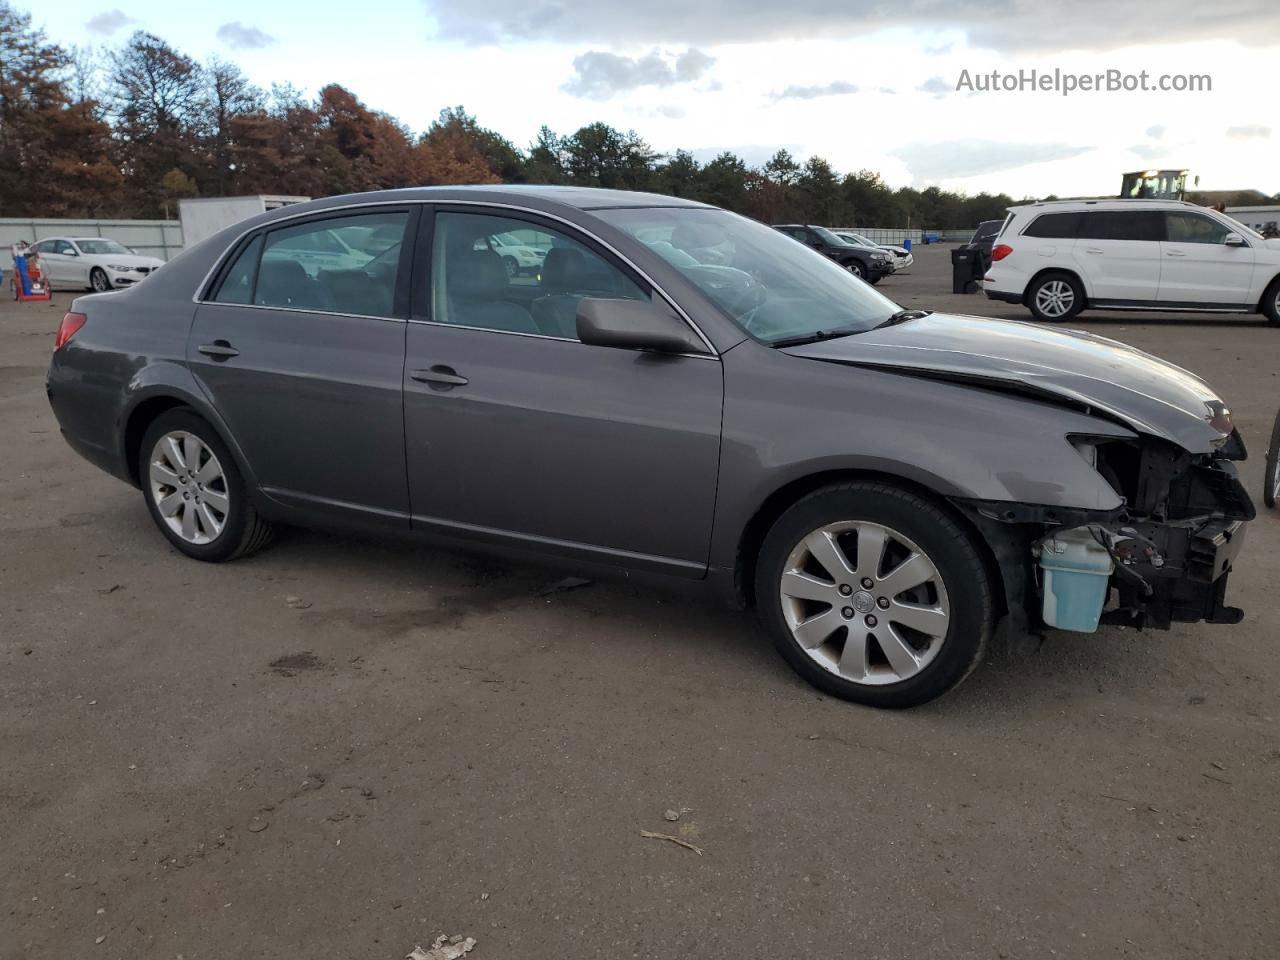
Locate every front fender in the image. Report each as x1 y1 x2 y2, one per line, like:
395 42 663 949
710 341 1135 570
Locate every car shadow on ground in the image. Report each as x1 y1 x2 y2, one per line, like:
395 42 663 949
232 519 1176 714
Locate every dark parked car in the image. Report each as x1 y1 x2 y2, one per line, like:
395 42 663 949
47 186 1254 707
964 218 1007 271
772 224 890 284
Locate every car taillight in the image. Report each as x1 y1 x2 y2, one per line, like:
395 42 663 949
54 312 87 351
991 244 1013 262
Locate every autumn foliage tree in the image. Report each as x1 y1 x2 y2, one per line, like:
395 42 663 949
0 0 1019 228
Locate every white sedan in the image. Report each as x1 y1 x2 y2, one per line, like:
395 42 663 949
834 231 914 271
28 237 164 292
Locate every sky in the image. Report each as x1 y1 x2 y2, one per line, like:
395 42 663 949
22 0 1280 201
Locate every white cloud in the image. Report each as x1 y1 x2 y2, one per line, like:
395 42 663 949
1227 124 1271 140
216 21 276 50
562 48 715 99
916 75 949 97
772 80 858 100
893 139 1094 182
1146 124 1166 139
85 9 137 35
420 0 1280 52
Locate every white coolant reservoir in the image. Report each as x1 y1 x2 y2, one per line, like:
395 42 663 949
1039 527 1115 633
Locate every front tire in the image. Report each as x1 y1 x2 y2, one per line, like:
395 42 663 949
1264 407 1280 509
754 482 994 708
846 261 864 280
1260 277 1280 326
90 268 110 292
139 409 275 562
502 256 518 278
1026 271 1084 323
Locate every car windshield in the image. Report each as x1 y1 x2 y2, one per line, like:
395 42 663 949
596 207 901 343
76 239 131 255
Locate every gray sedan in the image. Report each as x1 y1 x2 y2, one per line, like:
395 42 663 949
46 186 1254 707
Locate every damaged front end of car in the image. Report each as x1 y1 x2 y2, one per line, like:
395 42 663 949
957 427 1254 647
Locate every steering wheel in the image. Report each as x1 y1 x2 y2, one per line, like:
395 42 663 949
683 265 767 322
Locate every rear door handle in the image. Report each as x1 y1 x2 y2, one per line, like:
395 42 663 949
1083 247 1105 254
197 340 239 360
411 365 469 388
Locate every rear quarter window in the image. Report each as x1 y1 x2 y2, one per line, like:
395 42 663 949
1021 212 1084 239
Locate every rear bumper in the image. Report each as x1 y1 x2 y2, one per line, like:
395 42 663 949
984 288 1022 305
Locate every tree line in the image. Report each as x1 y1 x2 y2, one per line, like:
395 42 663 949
1 2 1021 229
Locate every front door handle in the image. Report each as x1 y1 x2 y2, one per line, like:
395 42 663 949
1166 250 1187 257
411 365 469 388
1083 247 1105 254
197 340 240 360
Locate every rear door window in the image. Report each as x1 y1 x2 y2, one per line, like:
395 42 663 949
1077 211 1164 242
254 211 409 316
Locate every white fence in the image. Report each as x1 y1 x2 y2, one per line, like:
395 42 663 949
0 218 184 261
834 227 972 245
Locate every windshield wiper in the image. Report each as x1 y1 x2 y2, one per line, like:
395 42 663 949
769 325 868 348
872 308 932 330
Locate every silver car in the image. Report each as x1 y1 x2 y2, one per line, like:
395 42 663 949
46 186 1254 707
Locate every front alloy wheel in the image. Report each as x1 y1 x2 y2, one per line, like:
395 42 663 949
780 521 950 685
755 482 994 708
1264 406 1280 509
847 262 865 279
90 268 110 292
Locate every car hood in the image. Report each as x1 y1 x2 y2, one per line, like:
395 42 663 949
882 246 910 256
783 312 1230 453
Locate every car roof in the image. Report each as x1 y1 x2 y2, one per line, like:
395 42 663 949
1007 198 1206 214
315 184 712 212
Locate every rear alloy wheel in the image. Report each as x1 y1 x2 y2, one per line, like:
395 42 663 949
140 409 275 562
1264 407 1280 509
90 267 110 292
1027 272 1083 322
755 483 994 708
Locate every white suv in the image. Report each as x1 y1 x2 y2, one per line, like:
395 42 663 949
983 199 1280 325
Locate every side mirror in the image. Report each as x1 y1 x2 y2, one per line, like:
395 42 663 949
576 298 707 355
1224 232 1246 247
66 249 79 256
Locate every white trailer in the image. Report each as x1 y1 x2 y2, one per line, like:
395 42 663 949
178 195 310 250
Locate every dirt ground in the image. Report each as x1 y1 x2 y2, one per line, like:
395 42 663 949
3 246 1278 960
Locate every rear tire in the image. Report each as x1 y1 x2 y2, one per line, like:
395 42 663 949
1264 407 1280 509
754 482 994 708
1260 277 1280 326
1026 271 1084 323
139 409 275 562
